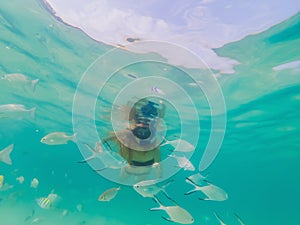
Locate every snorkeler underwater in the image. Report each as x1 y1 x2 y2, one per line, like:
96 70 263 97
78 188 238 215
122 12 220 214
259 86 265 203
1 0 300 225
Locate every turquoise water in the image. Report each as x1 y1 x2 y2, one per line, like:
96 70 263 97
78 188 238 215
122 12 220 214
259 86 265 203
0 1 300 225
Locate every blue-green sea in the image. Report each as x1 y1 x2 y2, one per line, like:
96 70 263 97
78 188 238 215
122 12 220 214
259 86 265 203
0 1 300 225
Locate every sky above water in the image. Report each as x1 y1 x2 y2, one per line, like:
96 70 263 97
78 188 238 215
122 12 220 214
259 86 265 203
46 0 300 73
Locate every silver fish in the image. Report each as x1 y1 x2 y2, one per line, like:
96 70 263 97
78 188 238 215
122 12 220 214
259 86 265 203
151 196 194 224
0 104 36 120
0 144 14 165
133 179 173 198
127 73 138 79
98 187 120 202
169 154 195 171
151 86 165 95
1 73 39 92
40 132 76 145
185 178 228 201
161 138 194 152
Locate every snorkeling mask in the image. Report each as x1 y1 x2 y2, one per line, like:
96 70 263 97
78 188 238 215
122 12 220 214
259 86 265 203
130 100 160 141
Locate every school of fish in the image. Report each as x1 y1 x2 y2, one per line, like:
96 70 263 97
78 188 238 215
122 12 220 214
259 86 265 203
0 73 245 224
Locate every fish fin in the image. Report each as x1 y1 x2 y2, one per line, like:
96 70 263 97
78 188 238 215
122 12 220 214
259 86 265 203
84 143 97 153
214 212 226 224
152 195 164 209
184 189 198 195
198 197 209 201
0 144 14 165
70 133 77 143
77 155 95 163
161 179 174 199
185 177 199 187
161 179 174 190
234 213 245 225
160 136 169 147
162 190 172 201
150 207 162 211
31 79 39 92
167 195 178 205
161 216 174 222
93 167 108 172
203 179 212 184
30 107 36 120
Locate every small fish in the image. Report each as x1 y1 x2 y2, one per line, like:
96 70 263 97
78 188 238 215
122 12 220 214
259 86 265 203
151 196 194 224
234 213 245 225
151 86 165 95
0 104 36 120
36 192 58 209
161 138 194 152
16 176 25 184
30 178 39 189
127 73 138 79
185 178 228 201
62 209 68 216
0 144 14 165
36 197 51 209
168 154 195 171
76 204 83 212
1 73 39 92
214 212 226 225
98 187 120 202
40 132 76 145
133 179 173 198
126 37 141 43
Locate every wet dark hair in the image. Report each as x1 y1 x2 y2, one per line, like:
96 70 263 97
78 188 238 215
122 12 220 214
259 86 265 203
132 125 151 140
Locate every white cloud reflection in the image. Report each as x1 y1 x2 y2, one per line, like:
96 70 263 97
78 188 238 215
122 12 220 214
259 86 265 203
46 0 300 74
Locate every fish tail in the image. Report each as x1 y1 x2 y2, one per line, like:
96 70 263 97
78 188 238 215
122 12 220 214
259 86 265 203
150 195 164 211
0 144 14 165
160 136 169 147
234 213 245 225
71 133 77 143
184 188 198 195
31 79 39 92
161 179 174 198
149 206 162 211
